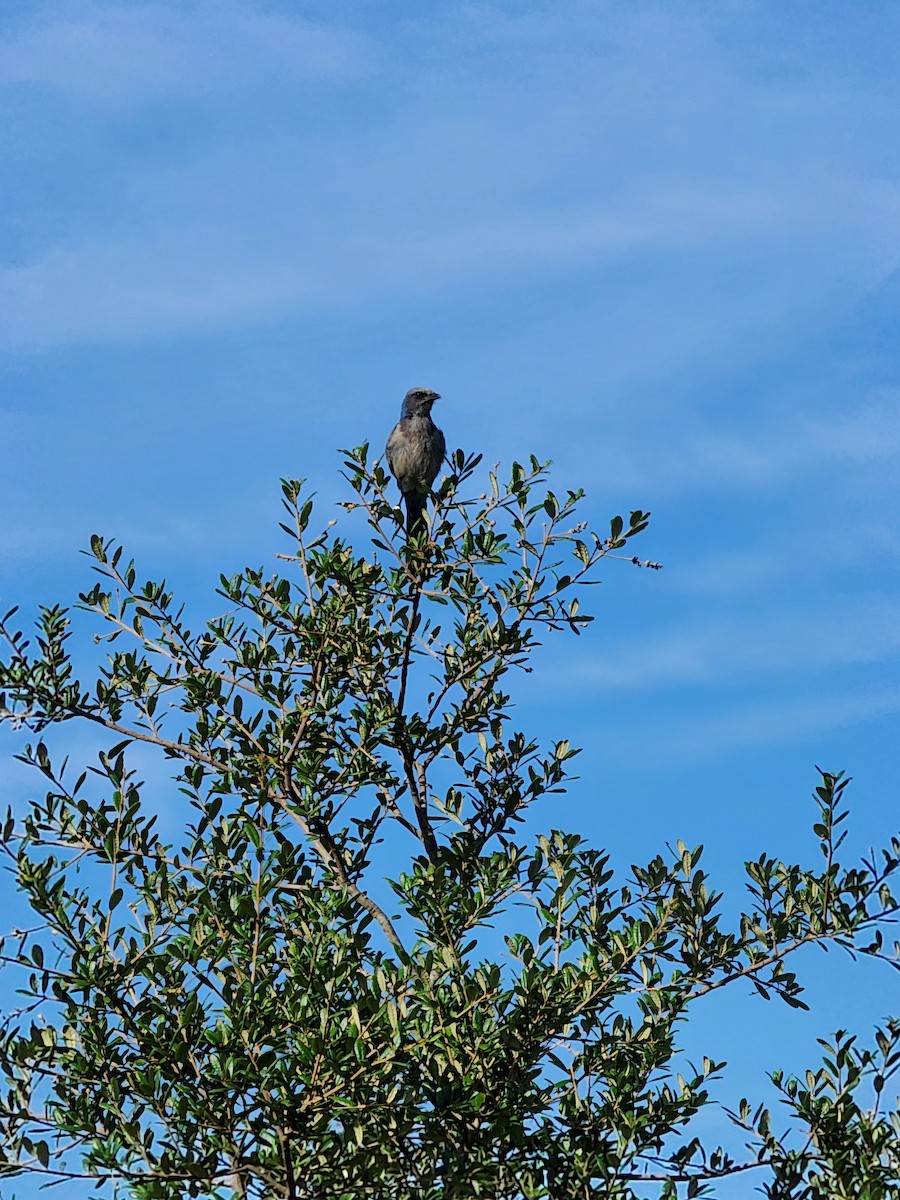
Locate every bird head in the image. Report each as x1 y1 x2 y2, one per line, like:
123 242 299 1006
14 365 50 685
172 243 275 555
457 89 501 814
401 387 441 417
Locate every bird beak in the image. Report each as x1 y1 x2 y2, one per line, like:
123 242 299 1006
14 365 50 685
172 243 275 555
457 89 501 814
432 392 441 400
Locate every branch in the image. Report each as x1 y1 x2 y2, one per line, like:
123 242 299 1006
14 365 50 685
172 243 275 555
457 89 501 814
276 784 405 952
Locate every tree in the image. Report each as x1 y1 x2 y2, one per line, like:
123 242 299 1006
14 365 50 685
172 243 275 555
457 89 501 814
0 448 897 1199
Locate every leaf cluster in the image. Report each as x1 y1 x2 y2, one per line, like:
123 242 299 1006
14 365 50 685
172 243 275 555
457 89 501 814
0 451 895 1198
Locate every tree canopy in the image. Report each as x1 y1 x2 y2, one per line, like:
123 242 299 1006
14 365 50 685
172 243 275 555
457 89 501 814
0 449 897 1198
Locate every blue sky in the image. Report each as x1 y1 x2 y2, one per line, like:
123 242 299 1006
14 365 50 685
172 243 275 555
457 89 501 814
2 0 900 1194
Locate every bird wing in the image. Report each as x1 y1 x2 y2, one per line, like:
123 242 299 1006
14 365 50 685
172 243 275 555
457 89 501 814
385 423 401 475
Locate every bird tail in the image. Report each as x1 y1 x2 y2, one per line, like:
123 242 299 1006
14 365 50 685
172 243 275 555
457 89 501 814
404 492 428 537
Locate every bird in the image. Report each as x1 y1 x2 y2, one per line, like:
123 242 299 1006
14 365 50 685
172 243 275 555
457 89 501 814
385 387 445 537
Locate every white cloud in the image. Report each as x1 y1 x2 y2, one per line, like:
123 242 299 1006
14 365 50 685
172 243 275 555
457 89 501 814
633 685 900 761
0 240 305 349
0 0 373 104
577 593 900 692
1 1 899 352
664 548 787 598
589 390 900 497
0 181 809 349
804 388 900 462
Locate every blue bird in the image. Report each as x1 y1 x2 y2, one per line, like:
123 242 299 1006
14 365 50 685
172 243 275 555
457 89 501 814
385 387 445 536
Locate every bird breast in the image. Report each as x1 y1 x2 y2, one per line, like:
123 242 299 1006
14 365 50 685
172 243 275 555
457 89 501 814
386 415 443 492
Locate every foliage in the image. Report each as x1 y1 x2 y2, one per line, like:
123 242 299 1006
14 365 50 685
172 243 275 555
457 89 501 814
0 449 897 1198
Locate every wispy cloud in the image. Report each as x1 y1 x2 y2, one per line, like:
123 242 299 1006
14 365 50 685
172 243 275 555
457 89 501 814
0 241 305 349
0 182 808 350
2 0 900 775
1 1 898 353
663 548 789 598
0 1 373 104
587 389 900 498
622 685 900 761
576 593 900 692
